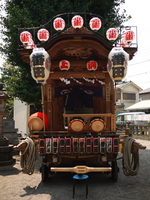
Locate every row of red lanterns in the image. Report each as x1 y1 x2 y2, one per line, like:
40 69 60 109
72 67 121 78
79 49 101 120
59 60 98 71
20 15 135 45
20 28 135 46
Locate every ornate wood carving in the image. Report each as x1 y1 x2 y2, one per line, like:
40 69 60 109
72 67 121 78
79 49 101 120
63 47 93 59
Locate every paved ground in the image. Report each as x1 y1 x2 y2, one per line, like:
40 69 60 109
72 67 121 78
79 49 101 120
0 139 150 200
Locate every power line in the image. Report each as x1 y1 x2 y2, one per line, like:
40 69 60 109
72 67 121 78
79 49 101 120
126 71 150 78
129 59 150 66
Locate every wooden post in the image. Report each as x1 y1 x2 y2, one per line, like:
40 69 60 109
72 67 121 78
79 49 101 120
41 85 45 133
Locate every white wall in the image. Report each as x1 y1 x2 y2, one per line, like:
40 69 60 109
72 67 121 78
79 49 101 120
13 99 30 137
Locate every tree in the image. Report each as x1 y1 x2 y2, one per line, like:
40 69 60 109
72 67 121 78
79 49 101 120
0 0 130 104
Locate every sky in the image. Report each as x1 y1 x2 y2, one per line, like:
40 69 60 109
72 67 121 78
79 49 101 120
0 0 150 90
120 0 150 90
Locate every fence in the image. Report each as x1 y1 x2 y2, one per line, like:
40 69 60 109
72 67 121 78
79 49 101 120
129 123 150 140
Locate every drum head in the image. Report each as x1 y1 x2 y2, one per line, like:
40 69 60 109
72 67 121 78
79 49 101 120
70 119 85 132
90 119 106 132
28 117 43 131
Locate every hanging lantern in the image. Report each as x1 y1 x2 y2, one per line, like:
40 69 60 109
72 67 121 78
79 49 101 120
106 28 118 41
107 47 129 82
87 60 98 71
20 31 32 44
30 48 51 85
59 60 70 71
124 30 135 43
53 17 65 31
71 15 84 29
89 17 102 31
37 28 49 42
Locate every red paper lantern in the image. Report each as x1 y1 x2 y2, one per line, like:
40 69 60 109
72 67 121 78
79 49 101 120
20 31 32 44
59 60 70 71
89 17 102 31
71 15 84 29
87 60 98 71
37 28 49 42
53 17 65 31
124 30 135 43
106 28 118 41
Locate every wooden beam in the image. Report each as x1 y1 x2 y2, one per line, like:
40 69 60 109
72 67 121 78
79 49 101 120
49 71 107 79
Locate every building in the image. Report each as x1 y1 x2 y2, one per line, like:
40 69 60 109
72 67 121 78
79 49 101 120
116 80 142 114
139 88 150 100
125 88 150 113
13 98 30 136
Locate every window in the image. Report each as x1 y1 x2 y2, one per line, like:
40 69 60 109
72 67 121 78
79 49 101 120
123 93 136 100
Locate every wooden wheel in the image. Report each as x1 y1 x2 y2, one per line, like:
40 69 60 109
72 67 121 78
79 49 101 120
111 160 118 182
41 158 49 182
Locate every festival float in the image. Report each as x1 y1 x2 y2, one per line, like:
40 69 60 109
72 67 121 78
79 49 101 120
15 13 146 182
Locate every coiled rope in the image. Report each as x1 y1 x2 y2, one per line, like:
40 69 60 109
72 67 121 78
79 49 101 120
122 137 139 176
20 137 37 175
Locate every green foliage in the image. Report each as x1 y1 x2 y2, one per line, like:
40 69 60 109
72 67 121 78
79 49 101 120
0 62 41 104
0 0 130 105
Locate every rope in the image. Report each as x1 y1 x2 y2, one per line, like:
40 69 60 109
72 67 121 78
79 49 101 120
122 137 139 176
20 137 37 175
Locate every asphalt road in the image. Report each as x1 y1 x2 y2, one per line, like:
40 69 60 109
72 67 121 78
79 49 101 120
0 139 150 200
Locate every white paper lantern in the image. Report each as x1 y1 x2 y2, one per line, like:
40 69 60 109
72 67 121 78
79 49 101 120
107 47 129 82
30 48 51 85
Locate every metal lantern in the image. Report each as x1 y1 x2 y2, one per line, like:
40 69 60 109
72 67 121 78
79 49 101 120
71 15 84 29
124 30 135 43
53 17 65 31
107 47 129 82
37 28 49 42
59 60 70 71
89 17 102 31
106 28 118 41
87 60 98 71
20 31 32 44
30 48 51 85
